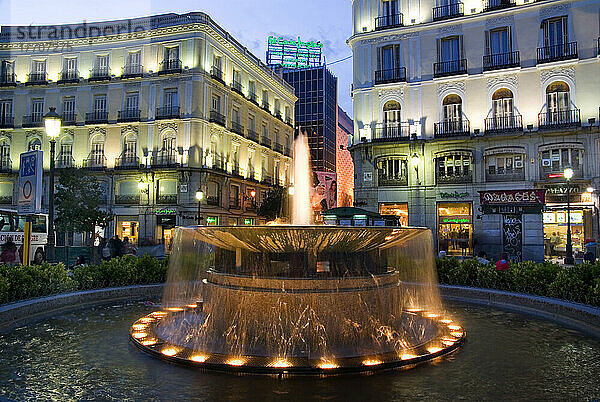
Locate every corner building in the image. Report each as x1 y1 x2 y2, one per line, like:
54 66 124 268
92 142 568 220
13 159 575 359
349 0 600 261
0 12 295 249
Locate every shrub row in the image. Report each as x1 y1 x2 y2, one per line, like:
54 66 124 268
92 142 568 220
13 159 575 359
0 255 169 305
436 257 600 307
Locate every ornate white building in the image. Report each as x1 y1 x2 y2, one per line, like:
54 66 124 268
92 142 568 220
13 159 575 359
349 0 600 261
0 12 295 252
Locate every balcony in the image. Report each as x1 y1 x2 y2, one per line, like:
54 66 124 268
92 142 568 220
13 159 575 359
232 164 242 177
211 66 224 83
261 136 272 148
483 51 520 71
486 170 525 182
378 173 408 187
26 72 48 85
22 114 44 128
262 172 273 185
157 194 177 204
118 109 141 122
115 194 141 205
248 91 258 105
538 109 581 129
262 101 270 113
56 155 74 169
247 169 257 182
61 112 76 125
434 59 467 78
274 110 283 120
209 154 225 171
57 70 79 84
375 13 404 30
158 59 182 75
231 121 244 135
231 80 243 95
115 155 140 170
0 73 16 87
284 145 291 157
273 142 283 153
373 123 410 141
85 111 109 124
209 110 226 127
542 167 583 182
0 157 11 173
83 153 107 170
247 128 259 143
152 151 180 167
285 117 293 127
156 106 180 119
537 42 578 64
121 64 143 78
375 67 406 85
434 119 470 138
206 195 220 206
89 67 111 82
483 0 515 12
229 197 240 209
484 114 523 134
436 172 473 185
0 115 14 129
432 2 464 21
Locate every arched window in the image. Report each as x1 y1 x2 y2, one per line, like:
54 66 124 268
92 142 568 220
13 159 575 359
377 156 408 187
160 131 177 164
545 81 573 125
0 139 10 170
383 100 401 125
58 136 73 168
90 135 105 167
28 138 42 151
209 136 219 169
440 94 465 135
492 88 514 118
123 133 137 161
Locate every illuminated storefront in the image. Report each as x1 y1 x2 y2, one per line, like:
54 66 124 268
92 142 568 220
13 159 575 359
116 216 139 244
437 203 473 256
379 203 408 227
155 209 176 254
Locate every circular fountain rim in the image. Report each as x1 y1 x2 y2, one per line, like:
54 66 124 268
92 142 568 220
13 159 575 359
130 306 466 375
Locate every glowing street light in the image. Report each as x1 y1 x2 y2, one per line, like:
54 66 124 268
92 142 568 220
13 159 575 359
564 168 574 265
44 107 61 263
195 190 204 225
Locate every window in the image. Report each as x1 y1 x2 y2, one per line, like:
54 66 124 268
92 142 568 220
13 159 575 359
164 89 178 109
377 157 408 186
31 98 44 122
93 94 107 118
436 153 472 184
442 94 463 133
261 123 269 142
540 147 583 176
383 100 401 126
248 80 256 97
157 179 177 204
28 138 42 151
213 54 222 70
233 69 241 85
162 133 177 154
94 55 109 75
378 44 400 71
248 114 255 132
492 88 513 119
486 27 511 55
1 60 14 77
0 140 9 168
165 46 179 62
211 94 221 112
486 154 524 181
542 17 567 48
232 105 240 124
32 60 46 75
123 134 137 160
63 57 77 78
262 90 269 108
232 144 240 168
439 36 461 62
546 81 570 118
62 96 75 122
90 137 105 166
125 92 139 111
0 100 12 124
58 138 73 167
127 51 141 68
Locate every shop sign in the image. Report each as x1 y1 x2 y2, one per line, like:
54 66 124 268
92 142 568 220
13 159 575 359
480 190 545 205
546 184 582 194
155 208 176 215
440 191 469 199
206 216 219 225
581 192 593 203
243 218 255 225
439 216 472 225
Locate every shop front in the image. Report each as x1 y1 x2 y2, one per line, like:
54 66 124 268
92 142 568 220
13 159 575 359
116 216 139 244
378 203 408 226
479 189 546 261
437 202 473 256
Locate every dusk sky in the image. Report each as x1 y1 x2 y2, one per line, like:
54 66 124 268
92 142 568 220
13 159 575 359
0 0 354 116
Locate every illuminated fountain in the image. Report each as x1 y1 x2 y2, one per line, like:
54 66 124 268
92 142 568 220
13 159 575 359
130 133 465 374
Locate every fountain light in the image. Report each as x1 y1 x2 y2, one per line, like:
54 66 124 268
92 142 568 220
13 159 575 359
442 339 456 347
165 307 184 312
440 319 452 324
132 324 147 331
451 331 464 338
362 359 383 366
161 348 179 356
406 308 422 313
190 355 208 363
141 339 158 346
132 332 147 339
139 317 154 323
270 359 292 368
400 353 417 360
448 324 462 331
425 313 439 318
150 311 167 317
427 347 442 354
186 304 198 309
226 358 245 366
318 360 338 369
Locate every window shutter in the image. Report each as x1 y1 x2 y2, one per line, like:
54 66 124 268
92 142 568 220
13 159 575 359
376 47 382 71
436 38 441 62
394 45 400 69
484 30 490 55
459 35 464 59
562 17 568 44
507 26 512 52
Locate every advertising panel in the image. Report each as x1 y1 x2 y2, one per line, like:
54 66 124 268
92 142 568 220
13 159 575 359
479 189 546 205
311 171 337 212
17 150 43 214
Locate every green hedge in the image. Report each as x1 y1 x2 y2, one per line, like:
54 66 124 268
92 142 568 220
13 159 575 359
437 257 600 307
0 255 169 305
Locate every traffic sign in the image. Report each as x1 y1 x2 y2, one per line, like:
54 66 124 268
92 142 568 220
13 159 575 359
18 150 43 214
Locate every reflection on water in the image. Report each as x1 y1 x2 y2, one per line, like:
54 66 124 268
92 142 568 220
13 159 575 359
0 301 599 400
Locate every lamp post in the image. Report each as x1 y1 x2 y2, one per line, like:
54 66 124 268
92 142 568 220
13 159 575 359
564 168 574 265
44 107 61 263
195 190 204 225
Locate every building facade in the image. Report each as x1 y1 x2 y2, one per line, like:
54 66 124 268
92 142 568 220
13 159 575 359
349 0 600 261
337 106 355 207
0 12 295 251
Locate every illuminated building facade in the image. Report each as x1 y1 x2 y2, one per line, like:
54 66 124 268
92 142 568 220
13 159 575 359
349 0 600 261
0 12 295 251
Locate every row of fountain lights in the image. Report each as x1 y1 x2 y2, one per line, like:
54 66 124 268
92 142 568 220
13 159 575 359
130 305 464 370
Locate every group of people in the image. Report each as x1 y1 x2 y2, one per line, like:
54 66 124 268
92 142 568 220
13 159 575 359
99 235 137 260
476 251 510 271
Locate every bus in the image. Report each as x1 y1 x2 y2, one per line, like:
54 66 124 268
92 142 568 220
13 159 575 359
0 209 48 264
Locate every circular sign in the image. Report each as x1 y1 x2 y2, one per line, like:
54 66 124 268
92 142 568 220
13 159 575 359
22 180 32 199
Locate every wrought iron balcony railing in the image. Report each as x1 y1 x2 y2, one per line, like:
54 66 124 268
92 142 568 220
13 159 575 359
89 67 111 81
0 157 11 172
436 172 473 185
115 194 141 205
61 112 76 125
26 72 48 85
211 66 224 83
118 109 141 122
261 101 270 112
157 194 178 204
434 59 467 78
261 136 272 148
273 142 283 153
538 109 581 129
484 114 523 134
483 0 515 12
231 80 243 94
483 51 520 71
486 171 525 182
22 114 44 127
156 106 180 119
432 2 464 21
537 42 578 64
375 67 406 84
85 111 109 124
229 197 240 209
434 119 470 137
56 155 74 169
152 151 180 167
375 13 404 30
57 70 79 83
248 91 258 105
83 153 107 170
122 64 143 78
0 115 14 128
378 173 408 187
231 121 244 135
373 123 411 141
284 146 291 157
115 155 140 169
0 73 16 86
206 195 220 206
209 110 226 126
247 128 259 143
159 59 182 74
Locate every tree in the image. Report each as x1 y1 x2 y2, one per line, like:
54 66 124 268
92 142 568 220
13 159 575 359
257 186 285 221
54 168 111 247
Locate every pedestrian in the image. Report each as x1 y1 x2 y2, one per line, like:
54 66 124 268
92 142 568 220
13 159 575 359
549 232 559 256
122 236 137 256
1 237 19 265
476 250 490 265
109 235 123 258
495 252 510 271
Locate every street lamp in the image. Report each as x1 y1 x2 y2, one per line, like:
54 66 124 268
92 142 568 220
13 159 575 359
195 190 204 225
44 107 61 263
564 168 574 265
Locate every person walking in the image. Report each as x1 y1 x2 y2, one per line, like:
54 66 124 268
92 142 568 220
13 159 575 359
495 252 510 271
122 237 137 256
109 235 123 258
1 237 19 265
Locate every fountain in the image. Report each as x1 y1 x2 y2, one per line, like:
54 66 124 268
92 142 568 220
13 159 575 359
130 132 465 374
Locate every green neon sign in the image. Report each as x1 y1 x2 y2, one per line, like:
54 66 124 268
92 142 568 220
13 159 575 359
206 216 219 225
268 35 323 49
440 217 471 224
244 218 255 225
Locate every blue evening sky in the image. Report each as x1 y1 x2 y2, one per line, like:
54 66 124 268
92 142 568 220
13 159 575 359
0 0 354 116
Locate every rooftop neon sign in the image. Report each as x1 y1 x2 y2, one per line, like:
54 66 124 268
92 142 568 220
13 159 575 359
267 35 323 69
268 35 323 49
